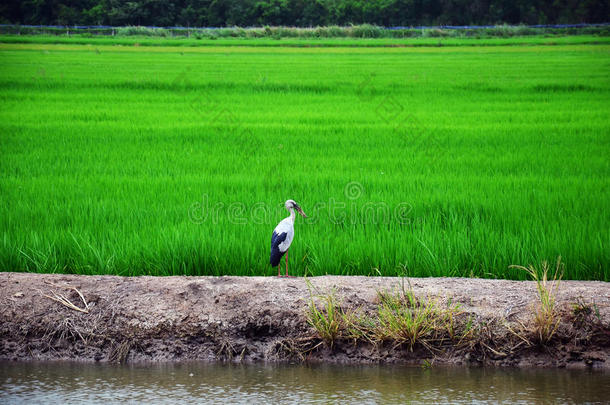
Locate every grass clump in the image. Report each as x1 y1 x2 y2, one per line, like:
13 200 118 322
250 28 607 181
116 26 171 37
306 282 466 351
374 285 465 350
306 288 343 346
571 297 599 325
510 257 563 344
349 24 384 38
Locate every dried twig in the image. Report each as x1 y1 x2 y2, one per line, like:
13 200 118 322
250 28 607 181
41 281 90 313
481 342 507 358
505 320 533 347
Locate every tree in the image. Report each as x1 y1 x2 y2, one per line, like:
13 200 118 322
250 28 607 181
1 0 608 27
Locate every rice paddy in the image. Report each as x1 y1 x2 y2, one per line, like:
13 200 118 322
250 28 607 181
0 37 608 279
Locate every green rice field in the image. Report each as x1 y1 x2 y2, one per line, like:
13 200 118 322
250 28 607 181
0 37 608 279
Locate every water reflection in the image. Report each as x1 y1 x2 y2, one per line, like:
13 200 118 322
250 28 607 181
1 361 609 404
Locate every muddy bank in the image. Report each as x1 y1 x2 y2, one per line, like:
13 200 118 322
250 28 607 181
1 273 608 368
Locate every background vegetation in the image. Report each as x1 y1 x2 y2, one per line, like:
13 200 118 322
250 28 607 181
0 38 608 279
2 24 609 40
1 0 608 27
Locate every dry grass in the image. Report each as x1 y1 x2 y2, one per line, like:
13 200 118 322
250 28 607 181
108 340 132 364
42 289 90 313
268 337 323 362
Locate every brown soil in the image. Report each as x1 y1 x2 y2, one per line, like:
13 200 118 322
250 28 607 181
1 273 608 368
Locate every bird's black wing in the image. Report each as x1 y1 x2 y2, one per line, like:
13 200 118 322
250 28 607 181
270 231 288 266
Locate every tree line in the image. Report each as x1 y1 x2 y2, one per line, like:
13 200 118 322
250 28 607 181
1 0 608 27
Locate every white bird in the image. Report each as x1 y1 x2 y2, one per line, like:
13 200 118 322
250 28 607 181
270 199 307 277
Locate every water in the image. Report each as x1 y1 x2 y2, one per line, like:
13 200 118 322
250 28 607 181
1 361 608 404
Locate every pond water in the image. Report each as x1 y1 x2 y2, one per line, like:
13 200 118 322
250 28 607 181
1 361 608 404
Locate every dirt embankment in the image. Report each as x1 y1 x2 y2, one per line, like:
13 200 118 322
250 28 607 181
1 273 608 368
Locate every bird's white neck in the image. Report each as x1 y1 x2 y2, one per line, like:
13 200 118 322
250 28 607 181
286 208 296 223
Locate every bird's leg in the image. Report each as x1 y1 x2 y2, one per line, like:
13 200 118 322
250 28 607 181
278 264 281 277
284 252 295 278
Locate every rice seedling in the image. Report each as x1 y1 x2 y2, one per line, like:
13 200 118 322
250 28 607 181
0 39 608 279
1 33 609 48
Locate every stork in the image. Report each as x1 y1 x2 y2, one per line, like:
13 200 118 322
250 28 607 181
270 200 307 277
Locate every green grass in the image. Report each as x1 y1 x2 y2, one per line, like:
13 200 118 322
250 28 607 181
2 34 609 48
0 38 608 279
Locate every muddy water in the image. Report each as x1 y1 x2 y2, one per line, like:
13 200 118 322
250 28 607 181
1 362 609 404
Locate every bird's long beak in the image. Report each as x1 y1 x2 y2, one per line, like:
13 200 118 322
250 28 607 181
295 205 307 218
